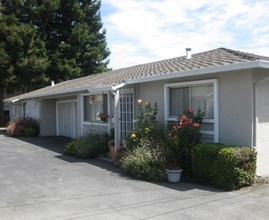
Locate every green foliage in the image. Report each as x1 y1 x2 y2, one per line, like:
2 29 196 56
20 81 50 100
64 139 77 156
192 143 225 182
0 14 49 92
166 111 203 177
123 102 203 181
64 132 109 158
74 134 100 159
125 102 165 150
211 147 256 190
192 144 257 190
122 139 166 182
98 133 110 155
6 117 40 137
0 0 110 93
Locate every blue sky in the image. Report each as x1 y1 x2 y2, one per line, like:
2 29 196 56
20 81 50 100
101 0 269 69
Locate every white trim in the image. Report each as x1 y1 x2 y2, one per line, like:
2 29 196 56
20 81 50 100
112 81 126 91
164 79 219 142
82 121 109 126
114 89 120 151
81 92 109 124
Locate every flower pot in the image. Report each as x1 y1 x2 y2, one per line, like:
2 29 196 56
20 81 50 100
108 140 116 159
165 169 183 183
108 140 121 166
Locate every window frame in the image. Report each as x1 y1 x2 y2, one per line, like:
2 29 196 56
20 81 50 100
164 79 219 142
82 93 109 124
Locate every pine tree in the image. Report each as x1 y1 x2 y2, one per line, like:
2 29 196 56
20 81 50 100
0 14 49 92
0 0 110 87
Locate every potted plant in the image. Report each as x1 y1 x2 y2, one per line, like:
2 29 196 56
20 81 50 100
164 135 183 183
98 112 109 122
164 107 205 182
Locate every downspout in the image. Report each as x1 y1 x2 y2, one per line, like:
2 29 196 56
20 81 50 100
253 76 269 148
253 76 269 178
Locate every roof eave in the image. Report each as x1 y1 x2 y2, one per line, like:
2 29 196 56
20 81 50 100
4 86 113 102
125 60 269 85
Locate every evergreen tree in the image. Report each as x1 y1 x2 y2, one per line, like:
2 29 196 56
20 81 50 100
0 14 49 92
0 0 110 87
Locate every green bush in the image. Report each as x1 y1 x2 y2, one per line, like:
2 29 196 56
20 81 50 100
6 117 40 137
122 139 166 182
192 143 225 182
64 139 77 156
75 134 100 159
192 144 256 190
98 133 110 155
64 133 109 159
211 147 256 190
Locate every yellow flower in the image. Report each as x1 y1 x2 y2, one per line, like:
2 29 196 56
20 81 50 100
131 133 136 139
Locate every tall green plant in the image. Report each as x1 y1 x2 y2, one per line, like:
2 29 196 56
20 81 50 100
125 101 165 150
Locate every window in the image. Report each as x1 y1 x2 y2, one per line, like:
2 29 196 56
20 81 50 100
165 79 219 143
167 83 214 119
84 94 108 122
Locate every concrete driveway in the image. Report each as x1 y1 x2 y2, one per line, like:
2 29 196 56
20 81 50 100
0 132 269 220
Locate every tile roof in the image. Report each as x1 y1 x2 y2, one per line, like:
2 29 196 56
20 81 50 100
5 47 269 101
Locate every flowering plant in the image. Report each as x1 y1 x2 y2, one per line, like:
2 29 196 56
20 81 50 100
185 107 206 123
164 107 204 172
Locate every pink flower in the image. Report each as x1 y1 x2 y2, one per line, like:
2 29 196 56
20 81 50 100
188 108 194 114
193 123 200 128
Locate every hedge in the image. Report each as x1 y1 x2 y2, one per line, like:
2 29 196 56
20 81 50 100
192 144 256 190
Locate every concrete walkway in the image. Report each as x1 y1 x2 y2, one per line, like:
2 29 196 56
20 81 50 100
0 132 269 220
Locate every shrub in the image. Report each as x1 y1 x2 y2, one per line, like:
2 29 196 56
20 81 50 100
122 139 166 182
211 147 256 190
64 139 77 156
6 117 40 137
64 133 109 159
75 134 100 159
192 144 256 190
98 133 110 155
192 143 225 182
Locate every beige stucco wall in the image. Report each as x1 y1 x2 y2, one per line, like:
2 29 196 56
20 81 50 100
137 81 165 121
40 99 56 136
218 70 253 146
136 69 257 146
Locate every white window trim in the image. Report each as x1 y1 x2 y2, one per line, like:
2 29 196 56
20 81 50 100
81 92 109 124
164 79 219 143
